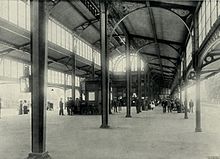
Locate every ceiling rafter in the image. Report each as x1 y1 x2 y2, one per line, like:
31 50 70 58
73 19 99 32
130 34 182 46
149 63 176 70
122 0 196 12
146 0 165 82
0 41 30 55
48 56 69 65
151 68 175 74
71 0 125 54
140 51 178 61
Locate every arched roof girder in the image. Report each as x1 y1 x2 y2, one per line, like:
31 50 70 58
109 6 193 42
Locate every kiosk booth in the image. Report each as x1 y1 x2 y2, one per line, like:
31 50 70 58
80 79 101 115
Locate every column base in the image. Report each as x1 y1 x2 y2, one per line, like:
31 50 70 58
184 115 188 119
27 151 51 159
195 127 202 132
125 115 132 118
100 125 110 129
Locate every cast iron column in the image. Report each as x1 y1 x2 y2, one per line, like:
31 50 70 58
183 51 188 119
180 85 182 105
137 54 141 113
100 0 109 128
193 9 202 132
28 0 51 158
126 35 131 118
148 73 151 101
143 66 147 111
195 69 202 132
64 74 67 107
178 63 183 109
72 55 76 102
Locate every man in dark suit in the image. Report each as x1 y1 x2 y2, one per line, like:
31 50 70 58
59 98 64 116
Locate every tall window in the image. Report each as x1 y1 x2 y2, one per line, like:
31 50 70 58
198 0 219 46
0 0 30 30
0 0 9 20
18 0 26 29
9 0 18 24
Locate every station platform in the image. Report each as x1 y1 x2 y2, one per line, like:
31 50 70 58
0 104 219 159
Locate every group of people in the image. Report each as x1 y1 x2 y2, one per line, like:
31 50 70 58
111 97 159 114
18 100 29 115
112 98 122 113
161 99 174 113
161 98 194 113
59 97 81 116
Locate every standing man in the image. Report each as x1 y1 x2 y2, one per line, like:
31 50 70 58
23 100 28 114
164 99 168 113
162 99 166 113
113 99 117 113
59 98 64 116
19 100 23 115
189 99 194 113
75 98 80 114
66 97 71 115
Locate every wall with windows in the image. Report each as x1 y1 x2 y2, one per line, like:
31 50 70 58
66 89 80 100
48 18 73 52
48 69 65 85
185 0 220 67
93 49 101 66
198 0 220 46
0 0 101 66
0 0 30 31
65 74 80 87
111 54 145 72
0 84 31 109
0 58 27 79
0 57 82 109
0 57 81 87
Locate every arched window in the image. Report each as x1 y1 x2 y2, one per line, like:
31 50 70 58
110 54 145 72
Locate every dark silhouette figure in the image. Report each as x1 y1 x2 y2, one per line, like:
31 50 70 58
59 98 64 115
189 99 194 113
113 99 117 113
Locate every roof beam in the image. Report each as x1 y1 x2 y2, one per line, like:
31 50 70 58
0 40 97 76
149 1 196 11
140 51 178 61
48 56 69 65
122 0 196 11
146 0 164 81
68 0 124 52
152 68 174 74
149 63 176 69
0 42 30 55
73 19 99 32
67 0 100 33
130 34 182 46
78 64 90 69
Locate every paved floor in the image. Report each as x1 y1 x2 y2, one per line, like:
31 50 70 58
0 104 220 159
